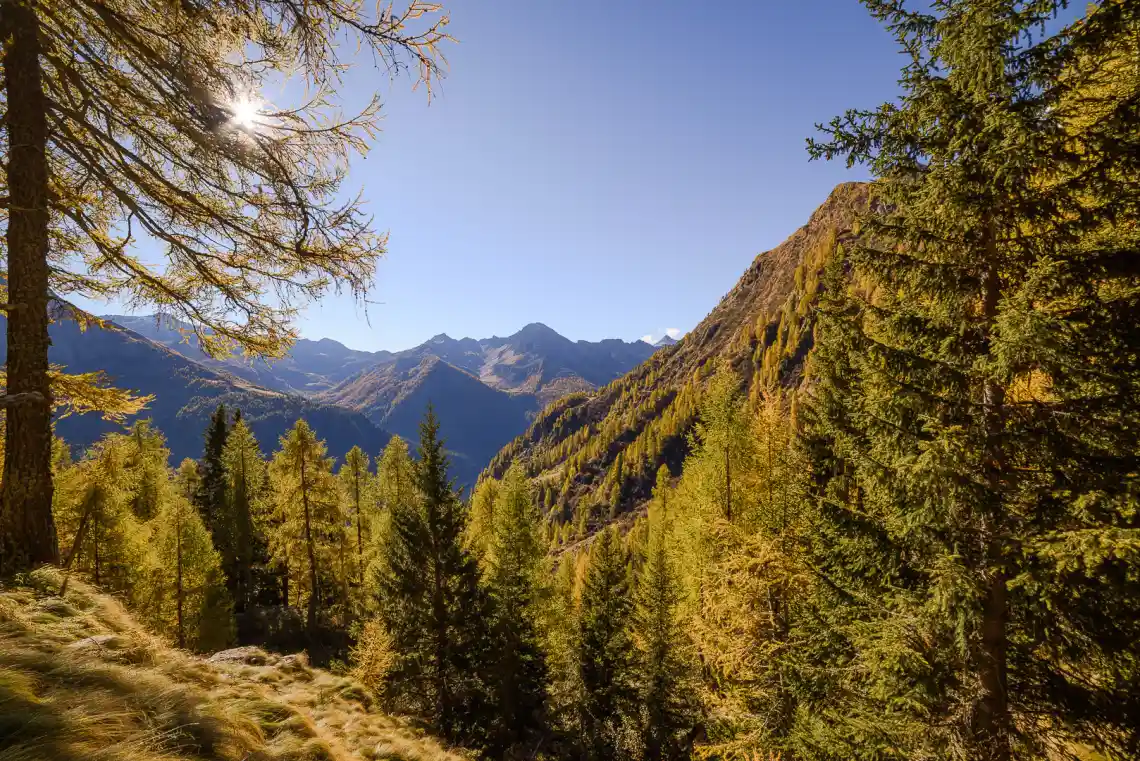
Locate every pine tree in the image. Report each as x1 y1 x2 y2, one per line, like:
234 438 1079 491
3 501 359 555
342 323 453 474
374 405 493 746
484 466 550 755
797 3 1140 759
577 526 638 761
221 415 266 613
268 419 342 634
374 435 416 573
0 0 449 575
635 467 700 761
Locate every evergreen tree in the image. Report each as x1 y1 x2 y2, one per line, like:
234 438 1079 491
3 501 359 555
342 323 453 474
195 404 229 551
577 526 638 761
797 2 1140 759
221 415 266 613
375 405 493 746
268 419 343 633
484 466 550 755
635 467 700 761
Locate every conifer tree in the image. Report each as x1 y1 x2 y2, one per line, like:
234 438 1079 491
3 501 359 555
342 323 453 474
484 466 550 755
577 526 638 761
221 415 266 613
195 404 229 549
798 2 1140 759
338 446 374 591
125 420 169 520
268 419 342 633
635 467 700 761
0 0 450 575
53 435 142 594
374 406 493 746
150 479 233 651
374 435 416 568
465 476 499 561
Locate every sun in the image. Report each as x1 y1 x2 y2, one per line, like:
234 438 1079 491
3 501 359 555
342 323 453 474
229 97 261 129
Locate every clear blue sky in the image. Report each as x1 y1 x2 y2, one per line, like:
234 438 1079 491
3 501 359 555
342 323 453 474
83 1 913 352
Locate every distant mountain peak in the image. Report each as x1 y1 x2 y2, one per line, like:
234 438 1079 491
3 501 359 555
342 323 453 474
654 335 679 347
430 332 453 343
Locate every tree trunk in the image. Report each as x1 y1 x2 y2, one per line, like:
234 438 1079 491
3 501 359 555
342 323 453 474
975 259 1010 761
300 450 319 632
176 501 185 649
0 0 56 575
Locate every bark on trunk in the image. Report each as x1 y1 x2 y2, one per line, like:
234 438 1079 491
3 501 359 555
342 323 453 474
300 450 319 632
0 0 57 575
975 259 1010 761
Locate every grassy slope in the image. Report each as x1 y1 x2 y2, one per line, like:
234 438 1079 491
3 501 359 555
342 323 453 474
0 568 464 761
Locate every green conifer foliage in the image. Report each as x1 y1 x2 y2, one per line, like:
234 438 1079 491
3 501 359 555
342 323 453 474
635 467 701 761
577 526 638 761
374 406 493 746
194 404 229 551
268 419 342 633
221 416 267 613
797 2 1140 759
484 466 550 755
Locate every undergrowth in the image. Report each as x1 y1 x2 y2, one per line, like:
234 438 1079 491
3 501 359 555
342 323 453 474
0 568 466 761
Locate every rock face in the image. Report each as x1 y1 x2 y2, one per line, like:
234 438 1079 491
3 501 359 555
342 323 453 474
487 182 869 516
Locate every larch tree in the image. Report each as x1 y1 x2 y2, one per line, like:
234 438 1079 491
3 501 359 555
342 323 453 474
150 474 233 651
374 434 416 565
338 445 374 592
0 0 450 576
268 418 342 633
797 1 1140 759
125 419 168 520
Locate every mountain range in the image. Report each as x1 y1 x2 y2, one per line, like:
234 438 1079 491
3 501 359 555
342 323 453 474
26 313 659 486
486 182 867 519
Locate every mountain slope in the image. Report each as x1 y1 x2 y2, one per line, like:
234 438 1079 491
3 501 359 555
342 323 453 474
321 355 538 488
0 311 390 464
0 568 461 761
107 314 388 394
485 182 868 519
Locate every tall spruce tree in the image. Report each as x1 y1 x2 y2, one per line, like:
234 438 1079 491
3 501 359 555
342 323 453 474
195 404 229 550
221 415 266 614
0 0 449 576
484 466 550 756
797 2 1140 760
635 467 700 761
374 405 493 747
577 526 638 761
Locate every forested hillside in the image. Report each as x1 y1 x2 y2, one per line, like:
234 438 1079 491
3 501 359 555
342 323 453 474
485 182 867 523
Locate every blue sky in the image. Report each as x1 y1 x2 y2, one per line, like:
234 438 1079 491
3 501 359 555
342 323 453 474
81 1 913 351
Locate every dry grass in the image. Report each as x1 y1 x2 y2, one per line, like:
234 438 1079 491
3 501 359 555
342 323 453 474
0 568 467 761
